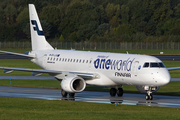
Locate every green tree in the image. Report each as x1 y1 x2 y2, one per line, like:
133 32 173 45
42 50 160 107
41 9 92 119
59 34 64 42
40 6 61 37
76 21 98 41
4 4 17 24
114 24 134 36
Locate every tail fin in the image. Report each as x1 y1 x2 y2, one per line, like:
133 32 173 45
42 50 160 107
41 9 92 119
29 4 54 51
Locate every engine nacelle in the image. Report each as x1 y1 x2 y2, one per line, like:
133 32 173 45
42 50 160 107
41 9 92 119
61 76 86 93
136 86 160 93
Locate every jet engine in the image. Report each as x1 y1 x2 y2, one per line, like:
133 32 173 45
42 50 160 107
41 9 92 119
136 86 160 93
61 76 86 93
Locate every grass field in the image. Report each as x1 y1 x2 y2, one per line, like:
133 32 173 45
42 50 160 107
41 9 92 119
0 97 179 120
1 48 180 55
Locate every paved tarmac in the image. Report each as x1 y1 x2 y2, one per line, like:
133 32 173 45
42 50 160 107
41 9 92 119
0 86 180 108
153 55 180 61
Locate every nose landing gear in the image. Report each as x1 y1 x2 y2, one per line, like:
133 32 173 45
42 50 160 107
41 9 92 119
145 92 153 100
145 87 155 100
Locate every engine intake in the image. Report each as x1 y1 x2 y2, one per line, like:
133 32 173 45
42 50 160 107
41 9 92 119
61 76 86 93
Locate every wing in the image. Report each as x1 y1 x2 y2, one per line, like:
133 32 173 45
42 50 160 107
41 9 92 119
167 67 180 71
0 67 99 80
0 50 35 58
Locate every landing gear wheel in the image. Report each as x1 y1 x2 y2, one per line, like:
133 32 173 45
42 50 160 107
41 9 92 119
145 94 153 100
117 88 123 97
69 93 75 98
145 94 149 100
149 94 153 100
110 88 116 97
61 89 67 97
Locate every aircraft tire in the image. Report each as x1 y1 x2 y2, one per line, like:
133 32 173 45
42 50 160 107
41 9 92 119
110 88 116 97
149 94 153 100
145 94 149 100
117 88 123 97
61 89 67 97
69 93 75 98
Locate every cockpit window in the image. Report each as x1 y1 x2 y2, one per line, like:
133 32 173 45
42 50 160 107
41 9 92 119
150 62 165 68
143 62 165 68
159 62 166 67
150 63 159 67
143 63 149 67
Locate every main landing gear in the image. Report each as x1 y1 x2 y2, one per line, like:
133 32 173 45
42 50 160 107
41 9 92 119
61 89 75 98
110 87 123 97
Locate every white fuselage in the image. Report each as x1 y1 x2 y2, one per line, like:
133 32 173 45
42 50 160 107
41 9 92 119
31 50 171 87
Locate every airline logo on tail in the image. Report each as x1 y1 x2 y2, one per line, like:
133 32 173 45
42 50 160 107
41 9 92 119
31 20 44 36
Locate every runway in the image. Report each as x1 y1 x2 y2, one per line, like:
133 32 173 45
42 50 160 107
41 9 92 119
0 86 180 108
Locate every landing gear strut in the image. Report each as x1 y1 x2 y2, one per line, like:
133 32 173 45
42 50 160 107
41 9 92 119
110 87 123 97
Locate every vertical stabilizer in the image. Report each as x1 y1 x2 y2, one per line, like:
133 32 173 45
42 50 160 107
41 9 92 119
29 4 54 51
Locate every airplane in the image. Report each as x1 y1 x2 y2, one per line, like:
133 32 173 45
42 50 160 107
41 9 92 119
0 4 179 100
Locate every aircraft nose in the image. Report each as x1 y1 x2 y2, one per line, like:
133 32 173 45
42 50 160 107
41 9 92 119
161 71 171 86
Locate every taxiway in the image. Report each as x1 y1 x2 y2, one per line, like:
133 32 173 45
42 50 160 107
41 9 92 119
0 86 180 108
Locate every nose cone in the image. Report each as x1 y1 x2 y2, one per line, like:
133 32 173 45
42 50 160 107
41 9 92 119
161 70 171 86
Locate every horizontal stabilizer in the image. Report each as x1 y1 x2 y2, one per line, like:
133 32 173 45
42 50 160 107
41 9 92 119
0 50 35 58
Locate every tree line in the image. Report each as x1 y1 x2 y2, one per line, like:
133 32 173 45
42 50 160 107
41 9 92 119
1 0 180 42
